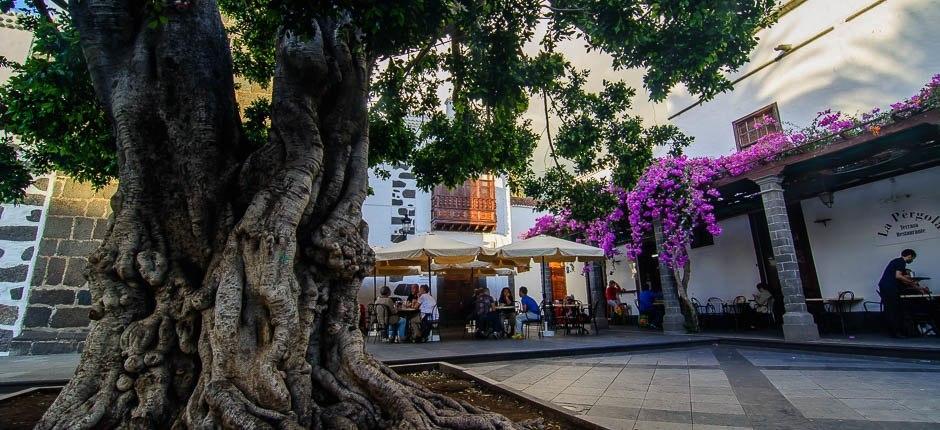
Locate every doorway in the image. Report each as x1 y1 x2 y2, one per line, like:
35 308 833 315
549 262 567 301
635 237 661 294
748 202 821 319
436 275 475 326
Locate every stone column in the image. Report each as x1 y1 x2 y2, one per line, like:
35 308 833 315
653 222 686 334
587 261 609 330
754 175 819 342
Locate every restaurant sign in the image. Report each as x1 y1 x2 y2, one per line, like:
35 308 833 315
875 208 940 246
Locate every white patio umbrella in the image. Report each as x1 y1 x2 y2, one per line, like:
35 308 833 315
491 235 606 332
494 234 606 262
373 234 487 295
368 250 421 301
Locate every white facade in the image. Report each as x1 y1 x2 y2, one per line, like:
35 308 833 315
357 168 595 308
687 216 763 302
667 0 940 158
660 0 940 306
800 167 940 309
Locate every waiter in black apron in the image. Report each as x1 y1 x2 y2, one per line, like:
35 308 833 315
878 249 918 338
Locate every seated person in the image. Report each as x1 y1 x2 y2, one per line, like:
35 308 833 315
606 280 624 308
374 286 405 342
752 283 772 314
563 295 588 322
474 288 504 338
638 288 661 329
498 287 516 335
513 287 541 339
901 269 931 294
408 285 438 342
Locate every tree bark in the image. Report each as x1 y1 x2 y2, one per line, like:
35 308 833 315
674 264 699 332
39 2 521 429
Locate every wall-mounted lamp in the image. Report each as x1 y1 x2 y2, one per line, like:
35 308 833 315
818 191 834 208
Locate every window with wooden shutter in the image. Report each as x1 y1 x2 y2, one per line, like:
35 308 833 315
431 176 497 232
732 103 782 149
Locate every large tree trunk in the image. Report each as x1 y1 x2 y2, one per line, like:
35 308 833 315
38 2 519 429
675 264 699 332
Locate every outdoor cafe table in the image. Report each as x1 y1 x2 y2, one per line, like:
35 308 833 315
396 307 420 339
553 303 590 335
901 293 936 299
805 297 865 305
493 305 516 334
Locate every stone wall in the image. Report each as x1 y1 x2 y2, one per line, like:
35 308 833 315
0 175 55 355
10 176 116 355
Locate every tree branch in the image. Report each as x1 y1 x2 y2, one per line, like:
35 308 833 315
28 0 52 23
542 89 561 169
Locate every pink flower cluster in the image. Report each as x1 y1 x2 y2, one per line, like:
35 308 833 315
525 74 940 269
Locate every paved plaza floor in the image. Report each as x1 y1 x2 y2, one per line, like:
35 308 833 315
464 346 940 429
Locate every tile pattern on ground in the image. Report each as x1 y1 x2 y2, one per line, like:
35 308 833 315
466 346 940 429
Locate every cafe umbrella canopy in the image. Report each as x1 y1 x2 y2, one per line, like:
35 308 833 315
368 261 421 301
490 235 607 330
373 234 488 295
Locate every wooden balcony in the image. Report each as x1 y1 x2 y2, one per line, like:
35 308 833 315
431 178 497 232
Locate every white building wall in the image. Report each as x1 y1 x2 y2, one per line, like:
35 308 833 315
666 0 940 158
508 205 546 303
359 166 517 305
607 246 639 313
687 216 763 302
800 166 940 310
507 205 592 305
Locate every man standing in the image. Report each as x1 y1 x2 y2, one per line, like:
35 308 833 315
513 287 541 339
878 249 918 338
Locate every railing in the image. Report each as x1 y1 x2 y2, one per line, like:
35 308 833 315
431 180 497 232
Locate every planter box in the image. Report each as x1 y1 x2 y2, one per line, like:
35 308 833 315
392 361 603 430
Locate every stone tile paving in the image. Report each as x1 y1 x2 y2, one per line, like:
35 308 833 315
464 346 940 429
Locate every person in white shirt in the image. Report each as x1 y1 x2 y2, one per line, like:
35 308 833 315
409 285 437 342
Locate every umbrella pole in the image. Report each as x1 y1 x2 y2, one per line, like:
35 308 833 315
427 256 433 295
541 255 554 335
540 256 548 303
372 266 377 302
585 263 593 334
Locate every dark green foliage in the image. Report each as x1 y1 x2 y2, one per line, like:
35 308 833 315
549 0 777 101
0 135 32 202
518 64 692 221
241 98 271 150
0 0 777 203
0 13 115 201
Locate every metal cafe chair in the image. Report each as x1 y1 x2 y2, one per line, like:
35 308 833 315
520 304 547 339
728 295 748 329
366 304 391 344
426 305 442 342
825 290 854 335
756 296 776 327
706 297 726 328
863 290 883 330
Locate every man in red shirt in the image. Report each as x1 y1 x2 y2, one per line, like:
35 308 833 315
605 280 624 308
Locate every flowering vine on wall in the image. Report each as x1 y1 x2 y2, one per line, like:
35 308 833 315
525 73 940 270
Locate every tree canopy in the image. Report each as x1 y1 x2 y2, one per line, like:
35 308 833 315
1 0 776 206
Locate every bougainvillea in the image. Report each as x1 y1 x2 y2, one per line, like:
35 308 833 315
526 73 940 268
